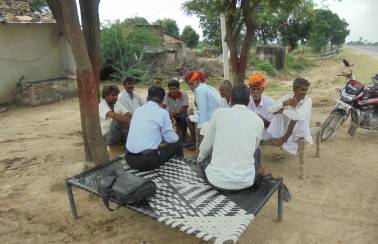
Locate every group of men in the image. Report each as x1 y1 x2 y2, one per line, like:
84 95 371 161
99 72 312 191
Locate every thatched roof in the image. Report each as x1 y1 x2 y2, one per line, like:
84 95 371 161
0 0 55 24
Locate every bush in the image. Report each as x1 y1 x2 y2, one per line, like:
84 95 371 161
257 62 276 76
100 20 160 81
290 63 306 70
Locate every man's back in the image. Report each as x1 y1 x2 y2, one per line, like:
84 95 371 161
126 101 178 153
200 105 264 190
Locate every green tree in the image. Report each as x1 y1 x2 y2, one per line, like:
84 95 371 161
330 18 349 48
279 0 314 52
183 0 301 84
101 20 160 80
308 9 349 52
183 3 221 48
181 25 200 48
123 16 149 26
255 2 280 45
154 18 180 37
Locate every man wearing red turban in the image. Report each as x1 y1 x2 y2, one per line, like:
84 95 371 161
247 73 275 140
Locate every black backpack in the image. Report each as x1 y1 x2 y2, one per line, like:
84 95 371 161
98 170 156 210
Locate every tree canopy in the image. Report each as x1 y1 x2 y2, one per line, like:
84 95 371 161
183 0 301 83
181 25 200 48
153 18 180 37
308 9 349 52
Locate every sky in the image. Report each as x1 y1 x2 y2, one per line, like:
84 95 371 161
98 0 378 42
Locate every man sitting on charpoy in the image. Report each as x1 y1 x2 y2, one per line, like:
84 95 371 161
198 85 265 191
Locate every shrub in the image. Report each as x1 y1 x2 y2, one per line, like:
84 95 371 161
257 62 276 76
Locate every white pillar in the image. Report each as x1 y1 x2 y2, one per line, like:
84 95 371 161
220 13 230 80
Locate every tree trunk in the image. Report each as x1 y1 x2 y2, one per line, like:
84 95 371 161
79 0 101 94
225 1 256 85
47 0 108 164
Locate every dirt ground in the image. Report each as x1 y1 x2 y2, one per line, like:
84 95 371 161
1 51 378 244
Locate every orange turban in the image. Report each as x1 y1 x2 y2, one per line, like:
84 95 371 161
247 73 266 88
184 71 206 83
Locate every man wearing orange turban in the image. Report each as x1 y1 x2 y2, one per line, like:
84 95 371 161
184 70 220 152
247 73 275 140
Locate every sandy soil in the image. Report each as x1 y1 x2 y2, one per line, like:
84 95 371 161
0 54 377 244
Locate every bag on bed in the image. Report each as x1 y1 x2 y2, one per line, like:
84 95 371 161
98 170 156 210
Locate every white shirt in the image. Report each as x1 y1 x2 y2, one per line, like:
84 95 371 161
199 105 264 190
99 99 113 136
115 90 145 114
268 94 312 121
219 97 231 108
126 101 179 153
247 94 275 122
194 83 221 128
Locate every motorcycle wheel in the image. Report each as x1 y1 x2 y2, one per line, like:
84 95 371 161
320 112 345 142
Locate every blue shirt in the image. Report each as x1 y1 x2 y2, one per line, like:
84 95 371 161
126 101 179 153
195 83 221 127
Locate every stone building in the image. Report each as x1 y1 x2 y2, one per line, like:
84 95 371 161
0 0 76 105
134 25 187 69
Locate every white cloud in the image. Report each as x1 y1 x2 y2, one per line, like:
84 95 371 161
315 0 378 42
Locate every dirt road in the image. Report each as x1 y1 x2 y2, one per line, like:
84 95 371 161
0 52 377 244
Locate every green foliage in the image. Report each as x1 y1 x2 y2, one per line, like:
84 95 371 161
255 2 280 45
123 16 149 26
257 62 276 76
308 9 349 52
279 0 314 51
181 25 200 48
28 0 48 13
154 18 180 37
100 20 160 81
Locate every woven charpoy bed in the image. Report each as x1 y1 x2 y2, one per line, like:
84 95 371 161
66 156 285 244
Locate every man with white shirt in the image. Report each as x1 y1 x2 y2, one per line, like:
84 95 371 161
99 85 131 145
199 85 265 191
125 86 183 171
115 76 145 115
219 79 232 108
247 74 275 140
267 77 313 154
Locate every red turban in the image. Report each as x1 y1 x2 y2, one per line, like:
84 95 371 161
184 71 206 83
247 73 266 89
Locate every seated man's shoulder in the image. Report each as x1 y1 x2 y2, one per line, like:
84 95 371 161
264 94 276 103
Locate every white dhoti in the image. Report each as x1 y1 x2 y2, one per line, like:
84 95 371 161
266 113 313 154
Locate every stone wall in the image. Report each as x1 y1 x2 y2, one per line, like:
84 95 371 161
0 24 76 104
16 77 77 106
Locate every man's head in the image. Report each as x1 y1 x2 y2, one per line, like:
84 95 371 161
153 77 163 88
123 76 136 94
230 84 250 107
293 77 310 100
184 71 206 91
219 80 232 98
147 86 166 104
247 73 266 101
102 84 120 106
167 79 180 96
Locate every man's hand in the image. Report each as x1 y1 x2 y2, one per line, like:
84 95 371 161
283 98 298 107
274 108 284 114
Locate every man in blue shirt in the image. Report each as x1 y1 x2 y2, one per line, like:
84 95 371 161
186 72 221 128
125 87 183 171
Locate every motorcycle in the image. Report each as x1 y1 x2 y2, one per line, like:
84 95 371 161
320 59 378 141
